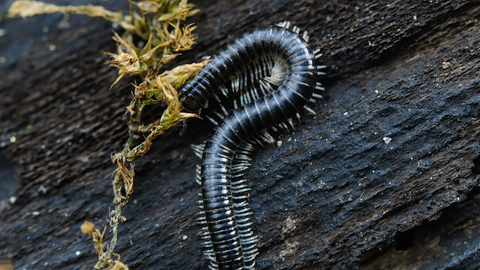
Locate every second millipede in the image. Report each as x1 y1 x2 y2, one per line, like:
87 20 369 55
179 22 324 269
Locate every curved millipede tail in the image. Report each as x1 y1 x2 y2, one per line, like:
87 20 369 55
180 22 323 269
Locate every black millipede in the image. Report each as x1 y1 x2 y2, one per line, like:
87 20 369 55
179 22 324 270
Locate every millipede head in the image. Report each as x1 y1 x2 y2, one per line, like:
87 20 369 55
180 95 202 112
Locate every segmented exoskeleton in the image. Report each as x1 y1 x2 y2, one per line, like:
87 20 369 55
180 22 324 269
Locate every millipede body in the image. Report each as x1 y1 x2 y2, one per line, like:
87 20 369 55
179 23 322 269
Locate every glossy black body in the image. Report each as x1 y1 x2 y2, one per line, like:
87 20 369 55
180 27 318 269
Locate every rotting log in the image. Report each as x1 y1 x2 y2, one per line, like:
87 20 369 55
0 0 479 269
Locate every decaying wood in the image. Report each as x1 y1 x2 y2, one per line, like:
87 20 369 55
0 0 479 269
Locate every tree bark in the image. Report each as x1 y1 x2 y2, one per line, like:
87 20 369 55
0 0 479 269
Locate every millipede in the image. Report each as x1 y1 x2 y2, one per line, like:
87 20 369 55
179 22 325 269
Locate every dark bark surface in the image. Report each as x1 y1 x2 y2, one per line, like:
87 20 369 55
1 0 479 269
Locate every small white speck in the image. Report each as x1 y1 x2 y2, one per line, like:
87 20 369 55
38 186 47 194
413 15 417 20
75 251 81 256
9 136 16 143
182 235 188 240
112 22 119 29
375 90 379 94
58 20 70 29
9 196 17 204
344 112 348 116
49 45 56 51
277 141 282 147
32 211 40 216
383 137 392 144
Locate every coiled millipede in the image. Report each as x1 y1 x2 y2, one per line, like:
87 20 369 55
179 22 325 269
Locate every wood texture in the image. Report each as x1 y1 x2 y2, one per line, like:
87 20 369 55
0 0 479 269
